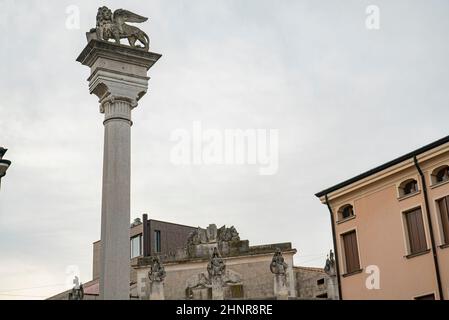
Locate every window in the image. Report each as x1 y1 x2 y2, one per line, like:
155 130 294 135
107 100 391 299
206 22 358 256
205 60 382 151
415 294 435 300
342 230 360 274
399 179 419 197
404 208 428 255
436 196 449 245
431 165 449 185
154 230 161 253
130 234 142 258
317 278 325 286
316 293 328 299
338 204 354 221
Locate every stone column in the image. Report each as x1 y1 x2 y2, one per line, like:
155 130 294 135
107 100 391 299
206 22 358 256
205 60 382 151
146 256 166 300
148 281 165 300
273 274 289 300
326 275 338 300
324 250 339 300
77 40 161 299
211 277 225 300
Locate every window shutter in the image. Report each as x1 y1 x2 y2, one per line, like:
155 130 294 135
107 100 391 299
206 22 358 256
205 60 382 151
405 208 427 254
343 231 360 273
437 197 449 245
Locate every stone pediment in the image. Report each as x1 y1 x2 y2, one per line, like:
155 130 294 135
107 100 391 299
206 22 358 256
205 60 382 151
186 224 240 246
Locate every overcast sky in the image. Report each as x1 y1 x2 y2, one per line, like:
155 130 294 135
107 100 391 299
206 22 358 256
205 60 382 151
1 0 449 299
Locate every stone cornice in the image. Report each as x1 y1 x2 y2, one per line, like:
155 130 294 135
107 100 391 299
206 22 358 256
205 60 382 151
76 39 161 70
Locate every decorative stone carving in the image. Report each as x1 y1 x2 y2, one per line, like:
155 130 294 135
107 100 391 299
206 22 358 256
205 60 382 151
147 256 166 300
205 248 243 300
324 249 339 300
217 225 240 242
186 272 211 290
270 248 288 275
270 248 289 299
68 277 84 300
187 225 240 246
206 224 218 242
148 256 166 282
0 147 11 190
324 249 336 276
88 6 150 51
207 247 226 278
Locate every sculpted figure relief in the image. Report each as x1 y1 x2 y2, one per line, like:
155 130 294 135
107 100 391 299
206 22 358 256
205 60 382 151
270 248 288 275
187 225 240 247
217 225 240 242
324 249 336 276
207 248 226 278
90 6 150 51
68 283 84 300
148 256 166 282
186 227 201 246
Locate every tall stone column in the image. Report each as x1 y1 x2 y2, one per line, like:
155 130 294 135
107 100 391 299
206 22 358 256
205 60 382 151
77 39 161 299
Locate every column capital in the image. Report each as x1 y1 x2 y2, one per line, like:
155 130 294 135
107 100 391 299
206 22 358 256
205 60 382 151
76 39 162 112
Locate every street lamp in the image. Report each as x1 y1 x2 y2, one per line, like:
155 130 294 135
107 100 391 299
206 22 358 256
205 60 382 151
0 147 11 190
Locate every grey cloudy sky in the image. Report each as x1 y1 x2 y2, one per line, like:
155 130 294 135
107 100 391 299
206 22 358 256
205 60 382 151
1 0 449 299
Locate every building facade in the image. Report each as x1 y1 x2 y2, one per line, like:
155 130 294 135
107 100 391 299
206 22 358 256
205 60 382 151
49 215 196 300
135 224 298 300
295 266 336 299
93 214 196 283
135 223 338 300
49 219 335 300
316 135 449 300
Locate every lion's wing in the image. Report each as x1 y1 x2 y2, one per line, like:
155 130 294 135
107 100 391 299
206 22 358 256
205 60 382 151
113 9 148 23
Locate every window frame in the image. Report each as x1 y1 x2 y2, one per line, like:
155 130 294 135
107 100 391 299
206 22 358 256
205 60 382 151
336 203 356 223
340 228 362 276
130 234 142 259
402 206 429 257
435 195 449 247
430 165 449 186
154 229 161 253
397 178 420 199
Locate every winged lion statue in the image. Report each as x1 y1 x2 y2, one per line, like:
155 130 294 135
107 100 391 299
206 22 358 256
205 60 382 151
90 6 150 51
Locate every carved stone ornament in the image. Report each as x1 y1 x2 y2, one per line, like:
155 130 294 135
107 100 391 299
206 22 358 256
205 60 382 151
324 249 336 276
207 247 226 278
68 284 84 300
186 225 240 246
88 6 150 51
217 225 240 242
148 256 166 282
270 248 288 275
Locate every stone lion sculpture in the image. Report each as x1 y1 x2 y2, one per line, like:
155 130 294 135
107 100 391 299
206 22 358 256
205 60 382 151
90 6 150 51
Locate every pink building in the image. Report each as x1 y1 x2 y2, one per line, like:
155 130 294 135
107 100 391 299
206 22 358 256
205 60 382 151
316 136 449 300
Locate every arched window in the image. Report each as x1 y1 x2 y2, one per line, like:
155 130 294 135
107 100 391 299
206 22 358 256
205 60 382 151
399 179 418 197
338 204 354 221
431 165 449 185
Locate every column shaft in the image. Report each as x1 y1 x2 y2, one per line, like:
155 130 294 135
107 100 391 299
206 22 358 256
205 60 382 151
99 100 132 300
